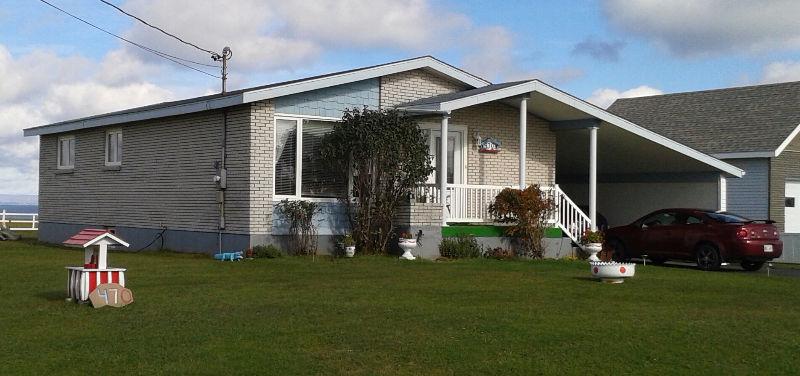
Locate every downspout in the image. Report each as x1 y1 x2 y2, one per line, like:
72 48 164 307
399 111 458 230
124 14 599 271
217 110 228 254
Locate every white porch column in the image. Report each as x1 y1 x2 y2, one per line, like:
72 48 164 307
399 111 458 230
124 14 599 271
589 125 598 231
519 96 528 189
440 113 450 226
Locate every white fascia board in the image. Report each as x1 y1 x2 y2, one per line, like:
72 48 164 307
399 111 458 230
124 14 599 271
712 152 774 159
774 123 800 157
529 82 744 178
431 80 743 178
242 56 490 104
23 95 243 137
439 81 537 112
83 233 130 248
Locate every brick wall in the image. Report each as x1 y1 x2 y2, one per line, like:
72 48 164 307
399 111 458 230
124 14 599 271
249 100 275 235
395 201 443 228
380 69 467 108
452 102 556 187
770 134 800 232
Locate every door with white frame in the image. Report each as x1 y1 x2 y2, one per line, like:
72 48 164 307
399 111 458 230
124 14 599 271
786 181 800 233
424 125 466 185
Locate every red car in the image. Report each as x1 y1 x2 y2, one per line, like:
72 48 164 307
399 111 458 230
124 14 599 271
605 209 783 271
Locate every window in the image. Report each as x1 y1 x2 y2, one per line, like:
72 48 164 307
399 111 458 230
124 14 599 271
274 117 347 198
786 197 796 208
105 129 123 166
641 212 678 228
57 135 75 169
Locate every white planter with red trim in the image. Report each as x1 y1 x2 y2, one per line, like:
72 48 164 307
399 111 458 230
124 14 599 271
590 261 636 283
67 267 127 301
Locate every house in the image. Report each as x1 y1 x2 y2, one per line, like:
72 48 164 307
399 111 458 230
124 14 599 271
23 56 744 257
609 81 800 263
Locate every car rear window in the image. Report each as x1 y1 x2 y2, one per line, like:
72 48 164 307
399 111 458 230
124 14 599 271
705 212 751 223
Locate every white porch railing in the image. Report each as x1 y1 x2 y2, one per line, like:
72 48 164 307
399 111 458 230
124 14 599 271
413 184 590 243
0 210 39 231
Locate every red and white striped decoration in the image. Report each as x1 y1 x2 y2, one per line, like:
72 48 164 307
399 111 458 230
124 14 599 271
67 267 126 301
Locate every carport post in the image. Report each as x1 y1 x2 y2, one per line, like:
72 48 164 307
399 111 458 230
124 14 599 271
589 125 598 231
440 113 450 226
519 96 528 189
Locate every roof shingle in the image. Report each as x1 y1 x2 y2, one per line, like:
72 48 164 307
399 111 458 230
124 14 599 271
608 81 800 155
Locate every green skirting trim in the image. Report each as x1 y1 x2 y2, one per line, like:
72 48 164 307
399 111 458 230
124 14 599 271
442 225 562 238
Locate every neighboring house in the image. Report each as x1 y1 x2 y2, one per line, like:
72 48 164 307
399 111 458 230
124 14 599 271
23 56 743 257
609 81 800 263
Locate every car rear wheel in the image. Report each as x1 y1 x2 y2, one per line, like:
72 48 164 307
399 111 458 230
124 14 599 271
608 239 629 262
740 261 766 271
696 244 721 271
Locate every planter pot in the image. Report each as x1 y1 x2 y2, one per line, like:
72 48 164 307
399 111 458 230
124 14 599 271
398 238 418 260
583 243 603 261
344 246 356 258
590 261 636 283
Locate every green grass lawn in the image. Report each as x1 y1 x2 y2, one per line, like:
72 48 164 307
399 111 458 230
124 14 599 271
1 240 799 375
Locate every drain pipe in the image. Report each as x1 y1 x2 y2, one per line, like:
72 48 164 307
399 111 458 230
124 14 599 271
215 110 229 254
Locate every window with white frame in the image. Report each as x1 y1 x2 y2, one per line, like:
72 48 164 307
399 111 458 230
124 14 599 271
274 117 347 198
57 135 75 169
105 129 123 166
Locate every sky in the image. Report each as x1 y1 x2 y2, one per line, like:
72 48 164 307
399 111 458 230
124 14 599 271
3 0 800 196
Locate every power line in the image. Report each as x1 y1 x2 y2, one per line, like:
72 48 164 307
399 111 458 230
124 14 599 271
98 0 219 58
39 0 221 78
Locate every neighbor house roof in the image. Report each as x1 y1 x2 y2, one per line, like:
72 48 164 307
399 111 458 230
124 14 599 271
24 56 490 137
397 79 744 177
608 81 800 158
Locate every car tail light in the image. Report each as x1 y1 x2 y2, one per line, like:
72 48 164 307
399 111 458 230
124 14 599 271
736 228 749 239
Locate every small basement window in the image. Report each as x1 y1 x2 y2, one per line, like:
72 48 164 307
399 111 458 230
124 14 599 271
105 129 123 166
57 135 75 169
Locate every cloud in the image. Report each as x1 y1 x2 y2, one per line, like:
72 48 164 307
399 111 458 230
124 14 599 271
602 0 800 57
571 37 625 62
586 85 663 108
0 44 175 195
759 61 800 84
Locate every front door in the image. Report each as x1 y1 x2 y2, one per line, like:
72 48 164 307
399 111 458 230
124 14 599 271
427 130 463 185
786 181 800 233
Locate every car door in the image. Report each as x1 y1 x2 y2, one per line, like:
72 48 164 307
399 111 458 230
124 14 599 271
670 212 705 258
638 211 680 257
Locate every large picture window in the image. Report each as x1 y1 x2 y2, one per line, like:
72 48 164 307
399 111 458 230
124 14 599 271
274 117 347 198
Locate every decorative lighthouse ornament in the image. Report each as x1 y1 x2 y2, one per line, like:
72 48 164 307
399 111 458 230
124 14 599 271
63 229 134 308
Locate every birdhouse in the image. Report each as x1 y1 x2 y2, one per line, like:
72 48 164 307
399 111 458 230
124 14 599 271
63 229 130 302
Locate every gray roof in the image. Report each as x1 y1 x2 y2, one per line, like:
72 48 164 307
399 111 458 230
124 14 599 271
608 81 800 155
399 80 532 107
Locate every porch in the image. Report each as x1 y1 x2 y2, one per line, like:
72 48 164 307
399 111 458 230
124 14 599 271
413 183 589 242
399 80 744 245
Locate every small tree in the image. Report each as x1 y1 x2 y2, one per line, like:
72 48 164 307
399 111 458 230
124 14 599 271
488 185 555 258
320 108 434 254
276 199 321 256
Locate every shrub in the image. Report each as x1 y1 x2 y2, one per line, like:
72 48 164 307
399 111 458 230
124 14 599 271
320 108 434 254
276 199 321 255
484 247 516 260
488 185 554 259
252 244 283 259
439 235 482 259
580 229 604 244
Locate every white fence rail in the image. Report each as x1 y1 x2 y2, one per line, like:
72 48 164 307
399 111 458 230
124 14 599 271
546 185 591 244
0 210 39 231
413 184 591 243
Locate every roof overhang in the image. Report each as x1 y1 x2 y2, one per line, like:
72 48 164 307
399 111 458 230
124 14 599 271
24 56 490 137
775 123 800 157
399 80 744 178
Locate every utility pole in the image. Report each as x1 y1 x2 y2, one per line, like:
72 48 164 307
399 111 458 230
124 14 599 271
212 46 232 93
